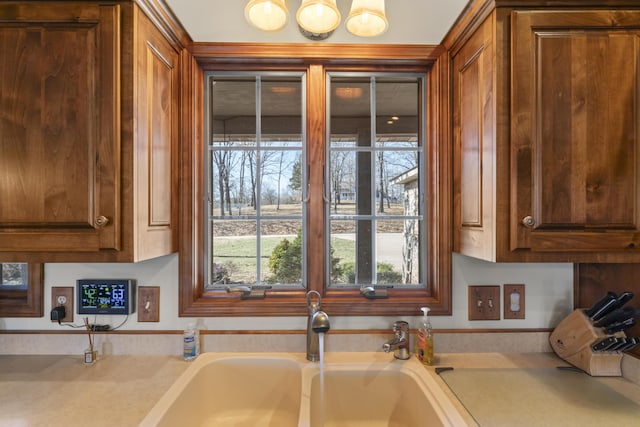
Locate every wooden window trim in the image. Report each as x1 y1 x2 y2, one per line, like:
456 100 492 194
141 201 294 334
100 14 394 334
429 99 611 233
178 44 452 317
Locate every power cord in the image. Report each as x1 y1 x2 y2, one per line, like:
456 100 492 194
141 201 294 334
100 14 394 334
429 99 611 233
108 314 130 331
54 313 130 331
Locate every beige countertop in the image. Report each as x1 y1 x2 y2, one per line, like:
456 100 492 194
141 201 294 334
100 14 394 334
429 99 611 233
0 355 188 427
430 353 640 427
1 352 639 427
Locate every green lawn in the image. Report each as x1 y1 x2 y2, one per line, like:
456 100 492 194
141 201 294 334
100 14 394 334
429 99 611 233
213 235 356 283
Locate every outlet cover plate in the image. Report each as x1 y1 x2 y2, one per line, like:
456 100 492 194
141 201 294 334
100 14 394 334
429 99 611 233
468 285 501 321
504 284 525 319
51 286 74 323
138 286 160 322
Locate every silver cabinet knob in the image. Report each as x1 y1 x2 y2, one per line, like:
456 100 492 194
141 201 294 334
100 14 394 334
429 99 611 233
95 215 110 227
521 216 535 228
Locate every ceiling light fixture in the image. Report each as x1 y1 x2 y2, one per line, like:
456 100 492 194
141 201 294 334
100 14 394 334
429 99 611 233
346 0 388 37
335 87 363 99
244 0 288 32
244 0 388 39
297 0 341 35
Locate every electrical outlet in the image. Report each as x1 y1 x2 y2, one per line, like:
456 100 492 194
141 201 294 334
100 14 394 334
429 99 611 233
138 286 160 322
468 285 501 320
51 286 73 323
504 284 525 319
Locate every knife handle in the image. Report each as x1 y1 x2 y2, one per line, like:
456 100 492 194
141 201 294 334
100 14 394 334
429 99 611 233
615 291 634 309
590 297 620 322
584 291 617 318
593 306 634 328
604 317 636 335
591 336 618 351
618 337 639 352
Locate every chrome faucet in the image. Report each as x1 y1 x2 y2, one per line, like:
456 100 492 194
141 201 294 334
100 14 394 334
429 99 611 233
306 290 330 362
382 320 410 360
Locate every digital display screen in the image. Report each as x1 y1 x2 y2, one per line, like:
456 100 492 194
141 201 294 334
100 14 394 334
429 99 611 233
77 279 136 315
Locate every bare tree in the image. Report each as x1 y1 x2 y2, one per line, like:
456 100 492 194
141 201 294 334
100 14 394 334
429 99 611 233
273 150 297 210
330 150 352 213
378 151 385 213
246 151 256 209
213 147 236 216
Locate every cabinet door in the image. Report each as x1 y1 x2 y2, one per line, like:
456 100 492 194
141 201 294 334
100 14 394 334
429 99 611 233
453 16 495 260
0 4 120 253
132 9 179 260
511 10 640 252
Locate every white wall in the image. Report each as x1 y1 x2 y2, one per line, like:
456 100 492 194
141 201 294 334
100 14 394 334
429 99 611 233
0 253 573 331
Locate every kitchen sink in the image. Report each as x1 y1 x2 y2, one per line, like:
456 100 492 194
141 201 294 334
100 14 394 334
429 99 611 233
309 367 449 426
139 352 468 427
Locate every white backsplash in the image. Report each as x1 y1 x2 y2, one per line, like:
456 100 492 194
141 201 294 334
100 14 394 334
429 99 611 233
0 252 574 332
0 331 552 356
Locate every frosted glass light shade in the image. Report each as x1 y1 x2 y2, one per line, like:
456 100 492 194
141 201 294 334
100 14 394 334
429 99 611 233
245 0 288 32
346 0 388 37
296 0 341 34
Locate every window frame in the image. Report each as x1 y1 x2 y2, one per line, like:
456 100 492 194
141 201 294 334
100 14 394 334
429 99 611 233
204 71 308 291
324 71 427 290
0 263 44 317
179 43 452 317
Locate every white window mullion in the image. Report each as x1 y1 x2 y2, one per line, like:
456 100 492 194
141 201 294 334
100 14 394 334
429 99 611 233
255 76 262 284
370 77 377 285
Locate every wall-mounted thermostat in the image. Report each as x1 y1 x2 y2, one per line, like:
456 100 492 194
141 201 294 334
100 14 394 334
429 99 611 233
77 279 136 315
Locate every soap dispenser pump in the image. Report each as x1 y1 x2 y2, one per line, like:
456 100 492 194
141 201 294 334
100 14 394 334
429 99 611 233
417 307 434 366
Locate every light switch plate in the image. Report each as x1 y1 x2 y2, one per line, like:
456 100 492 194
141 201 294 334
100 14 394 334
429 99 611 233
138 286 160 322
468 285 501 320
51 286 74 323
504 284 525 319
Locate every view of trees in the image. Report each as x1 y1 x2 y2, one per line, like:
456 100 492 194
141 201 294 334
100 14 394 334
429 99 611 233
0 263 27 287
209 141 419 287
212 145 417 217
207 73 423 288
211 144 302 216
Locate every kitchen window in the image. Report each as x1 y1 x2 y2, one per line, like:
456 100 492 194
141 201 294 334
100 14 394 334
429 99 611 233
205 73 306 291
0 263 43 317
326 74 424 290
179 46 451 317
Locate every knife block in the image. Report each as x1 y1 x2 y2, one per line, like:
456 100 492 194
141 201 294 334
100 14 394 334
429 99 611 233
549 309 624 376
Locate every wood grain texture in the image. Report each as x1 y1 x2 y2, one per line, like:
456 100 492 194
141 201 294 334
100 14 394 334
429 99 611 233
178 45 453 317
0 3 180 262
449 1 640 262
0 3 120 255
134 6 179 260
511 10 640 253
453 13 496 261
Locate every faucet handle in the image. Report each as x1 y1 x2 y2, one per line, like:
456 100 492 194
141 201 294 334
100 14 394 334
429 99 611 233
392 320 409 333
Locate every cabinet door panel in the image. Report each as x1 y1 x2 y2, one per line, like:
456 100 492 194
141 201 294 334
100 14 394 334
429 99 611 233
0 4 120 252
512 10 640 252
453 16 495 260
147 43 174 227
133 10 178 260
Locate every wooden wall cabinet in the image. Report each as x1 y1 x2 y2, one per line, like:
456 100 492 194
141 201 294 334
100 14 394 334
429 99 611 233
452 12 498 261
451 2 640 262
0 2 179 262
